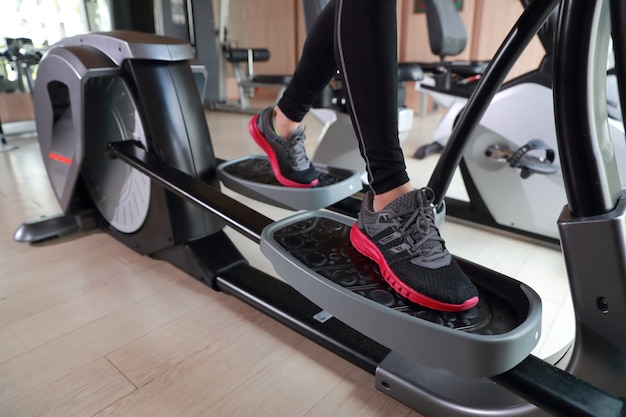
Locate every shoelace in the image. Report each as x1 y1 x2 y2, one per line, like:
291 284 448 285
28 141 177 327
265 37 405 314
397 190 449 260
286 129 311 171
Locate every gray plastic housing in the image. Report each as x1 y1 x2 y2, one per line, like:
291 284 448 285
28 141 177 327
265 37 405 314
52 30 194 66
34 31 194 213
260 210 542 378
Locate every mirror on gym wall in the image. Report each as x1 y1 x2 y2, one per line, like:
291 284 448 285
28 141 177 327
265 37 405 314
0 0 112 132
0 0 112 95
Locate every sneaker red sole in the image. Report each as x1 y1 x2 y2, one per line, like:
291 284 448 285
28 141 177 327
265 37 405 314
350 223 479 312
248 115 319 188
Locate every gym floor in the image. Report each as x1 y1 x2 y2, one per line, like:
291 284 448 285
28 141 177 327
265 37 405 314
0 106 573 416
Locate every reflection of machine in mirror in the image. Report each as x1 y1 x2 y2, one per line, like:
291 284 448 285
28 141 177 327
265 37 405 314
1 37 42 94
0 37 44 151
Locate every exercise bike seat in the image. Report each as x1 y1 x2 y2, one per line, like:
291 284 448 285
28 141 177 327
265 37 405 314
416 0 489 97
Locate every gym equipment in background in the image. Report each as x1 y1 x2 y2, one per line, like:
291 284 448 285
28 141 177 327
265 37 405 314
1 37 41 94
210 0 292 113
414 0 626 244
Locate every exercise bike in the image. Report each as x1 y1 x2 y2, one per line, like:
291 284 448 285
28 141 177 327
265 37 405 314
14 0 626 414
415 0 626 244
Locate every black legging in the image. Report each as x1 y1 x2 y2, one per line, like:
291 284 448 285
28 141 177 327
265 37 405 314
277 0 409 195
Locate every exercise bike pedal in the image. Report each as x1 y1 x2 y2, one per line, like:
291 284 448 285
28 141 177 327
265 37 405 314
485 139 558 179
217 155 362 210
260 210 542 378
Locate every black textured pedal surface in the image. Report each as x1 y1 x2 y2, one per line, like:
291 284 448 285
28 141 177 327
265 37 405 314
271 215 520 335
221 157 352 187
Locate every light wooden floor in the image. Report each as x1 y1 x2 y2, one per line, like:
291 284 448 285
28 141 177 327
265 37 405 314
0 108 573 417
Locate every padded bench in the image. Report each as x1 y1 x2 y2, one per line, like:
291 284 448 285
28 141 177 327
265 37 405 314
220 47 292 112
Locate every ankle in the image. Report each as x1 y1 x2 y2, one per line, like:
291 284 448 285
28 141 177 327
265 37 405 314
373 182 414 211
273 106 300 139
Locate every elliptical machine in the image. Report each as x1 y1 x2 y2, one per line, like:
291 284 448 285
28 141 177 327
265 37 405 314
14 0 626 414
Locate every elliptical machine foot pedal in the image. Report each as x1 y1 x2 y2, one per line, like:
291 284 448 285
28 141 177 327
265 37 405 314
261 210 542 378
217 155 362 210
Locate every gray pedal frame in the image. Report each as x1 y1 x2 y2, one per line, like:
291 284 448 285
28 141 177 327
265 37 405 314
260 210 542 378
217 155 362 210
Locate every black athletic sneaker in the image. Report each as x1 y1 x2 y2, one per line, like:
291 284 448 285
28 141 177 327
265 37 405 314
350 188 479 312
249 107 319 187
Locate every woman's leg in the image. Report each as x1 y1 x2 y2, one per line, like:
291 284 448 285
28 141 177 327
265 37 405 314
277 0 338 125
334 0 410 198
248 1 338 187
337 0 478 311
